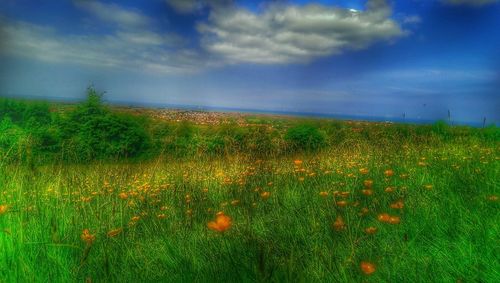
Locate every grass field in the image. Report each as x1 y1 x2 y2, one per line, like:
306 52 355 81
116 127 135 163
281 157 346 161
1 123 499 282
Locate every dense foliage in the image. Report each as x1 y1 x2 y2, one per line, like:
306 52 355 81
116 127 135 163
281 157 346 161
285 123 327 150
1 87 150 162
0 87 498 164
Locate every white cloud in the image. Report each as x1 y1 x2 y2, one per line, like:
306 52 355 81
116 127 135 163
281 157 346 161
197 0 406 64
0 1 208 74
0 19 203 74
74 0 150 28
0 0 411 74
115 31 186 47
443 0 499 6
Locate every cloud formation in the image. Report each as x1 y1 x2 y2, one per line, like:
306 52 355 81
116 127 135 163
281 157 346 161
444 0 499 6
0 20 202 74
0 0 409 74
0 1 204 74
197 0 405 64
74 0 150 28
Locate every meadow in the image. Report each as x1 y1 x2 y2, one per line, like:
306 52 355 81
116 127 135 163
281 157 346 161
0 89 499 282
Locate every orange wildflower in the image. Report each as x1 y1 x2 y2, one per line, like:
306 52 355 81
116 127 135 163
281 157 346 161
81 197 92 203
332 216 346 231
384 169 394 177
365 227 378 235
361 189 373 196
377 213 391 223
207 213 232 232
157 213 167 219
390 200 404 210
0 205 8 215
384 187 395 193
360 261 376 275
107 228 123 238
118 192 128 200
260 191 271 200
336 200 348 207
359 168 369 175
389 216 401 224
319 191 329 197
81 229 95 245
294 160 303 166
131 216 140 222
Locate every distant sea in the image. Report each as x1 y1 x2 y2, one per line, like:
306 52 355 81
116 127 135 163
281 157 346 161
106 100 498 128
1 94 497 127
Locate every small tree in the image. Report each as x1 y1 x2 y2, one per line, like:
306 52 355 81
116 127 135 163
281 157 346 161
59 86 151 160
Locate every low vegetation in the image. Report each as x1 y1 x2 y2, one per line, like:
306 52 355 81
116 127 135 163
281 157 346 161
0 88 498 282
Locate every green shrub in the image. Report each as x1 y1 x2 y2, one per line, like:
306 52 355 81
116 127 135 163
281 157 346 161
285 124 326 151
247 126 280 155
218 123 248 150
0 99 26 123
58 87 150 160
174 122 195 138
74 113 150 159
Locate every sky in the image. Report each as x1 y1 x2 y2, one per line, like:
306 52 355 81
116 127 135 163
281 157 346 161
0 0 499 124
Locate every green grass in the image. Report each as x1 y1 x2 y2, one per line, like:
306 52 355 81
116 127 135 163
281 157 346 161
1 133 499 282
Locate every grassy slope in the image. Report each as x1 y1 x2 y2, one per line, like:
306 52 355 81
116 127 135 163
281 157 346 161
0 118 499 282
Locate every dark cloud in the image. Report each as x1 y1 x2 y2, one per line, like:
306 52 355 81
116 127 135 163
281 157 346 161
165 0 232 14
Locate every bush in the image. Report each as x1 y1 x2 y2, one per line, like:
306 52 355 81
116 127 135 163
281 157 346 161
218 123 248 151
285 124 326 151
58 87 150 160
74 113 149 159
247 126 280 155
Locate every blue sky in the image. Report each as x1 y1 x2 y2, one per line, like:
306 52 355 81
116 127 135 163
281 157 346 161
0 0 499 123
